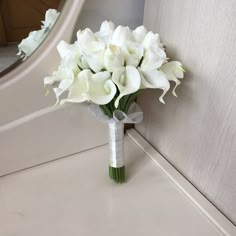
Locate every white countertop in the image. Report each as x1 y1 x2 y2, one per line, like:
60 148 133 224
0 129 234 236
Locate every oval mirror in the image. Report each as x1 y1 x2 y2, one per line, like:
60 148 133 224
0 0 65 76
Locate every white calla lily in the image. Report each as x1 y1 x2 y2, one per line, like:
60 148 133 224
142 31 163 49
122 41 143 67
77 28 97 48
61 70 116 105
57 40 82 73
44 66 73 86
57 40 89 71
139 69 170 104
82 41 105 72
60 70 90 104
112 66 141 108
88 71 117 105
160 61 184 96
111 25 132 46
132 25 148 43
95 20 115 44
57 40 78 59
44 66 74 102
104 44 124 72
77 28 105 72
140 47 166 71
100 20 115 32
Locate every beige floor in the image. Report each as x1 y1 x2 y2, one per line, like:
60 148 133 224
0 44 19 73
0 133 225 236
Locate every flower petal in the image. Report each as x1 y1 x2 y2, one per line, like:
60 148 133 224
76 28 105 72
50 67 75 102
139 69 170 103
160 61 184 96
132 25 148 43
57 40 74 59
121 41 143 67
104 44 124 72
77 28 96 49
95 21 115 44
111 25 132 46
100 20 115 32
113 66 141 108
57 40 81 73
141 47 166 70
142 31 163 49
82 41 105 72
88 71 116 105
60 70 90 104
44 66 73 86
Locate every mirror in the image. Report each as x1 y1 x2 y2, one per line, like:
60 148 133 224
0 0 65 76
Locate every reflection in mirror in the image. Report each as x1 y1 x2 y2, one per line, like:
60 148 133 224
0 0 64 75
17 8 60 60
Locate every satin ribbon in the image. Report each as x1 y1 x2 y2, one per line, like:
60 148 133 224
88 103 143 124
89 103 143 167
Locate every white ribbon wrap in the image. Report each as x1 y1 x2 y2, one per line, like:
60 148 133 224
89 103 143 167
108 122 124 167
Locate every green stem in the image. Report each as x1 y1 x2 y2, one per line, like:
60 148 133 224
123 90 141 114
109 166 125 183
100 90 141 118
118 94 129 111
100 105 112 118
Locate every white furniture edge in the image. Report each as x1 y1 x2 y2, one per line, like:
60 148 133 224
127 129 236 236
0 103 107 176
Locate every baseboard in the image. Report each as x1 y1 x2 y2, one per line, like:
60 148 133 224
127 129 236 236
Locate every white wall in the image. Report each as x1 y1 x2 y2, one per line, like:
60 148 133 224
137 0 236 224
73 0 145 39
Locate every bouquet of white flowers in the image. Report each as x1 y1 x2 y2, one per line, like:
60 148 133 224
44 21 184 183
